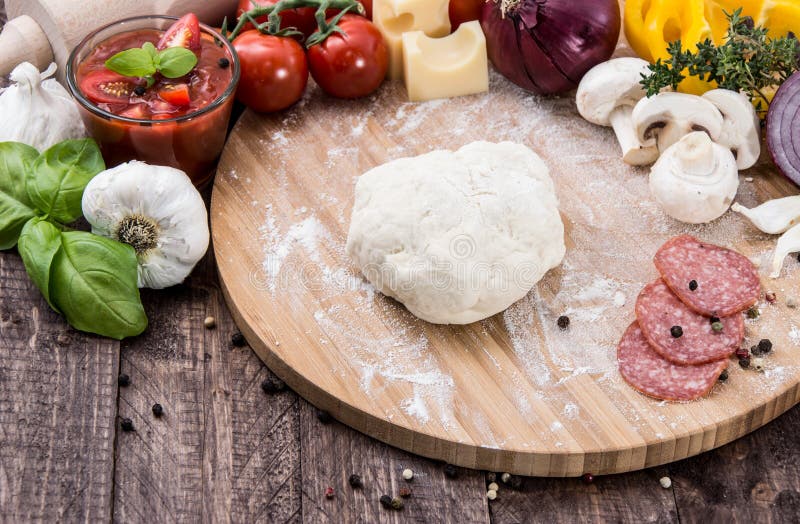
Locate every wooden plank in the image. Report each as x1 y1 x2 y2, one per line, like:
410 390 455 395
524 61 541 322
0 252 119 522
669 408 800 523
489 467 678 524
112 254 302 524
298 401 490 523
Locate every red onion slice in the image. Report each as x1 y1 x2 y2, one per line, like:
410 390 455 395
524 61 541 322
767 71 800 186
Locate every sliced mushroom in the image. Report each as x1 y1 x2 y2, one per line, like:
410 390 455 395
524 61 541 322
702 89 762 170
632 92 724 154
649 131 739 224
732 196 800 234
576 57 659 166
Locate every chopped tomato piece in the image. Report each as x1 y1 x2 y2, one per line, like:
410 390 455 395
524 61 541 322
158 84 191 106
157 13 201 50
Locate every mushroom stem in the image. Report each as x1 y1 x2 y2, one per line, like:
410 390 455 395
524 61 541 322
610 106 659 166
674 132 716 175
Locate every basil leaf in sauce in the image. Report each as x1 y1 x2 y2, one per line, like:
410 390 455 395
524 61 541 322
156 47 198 78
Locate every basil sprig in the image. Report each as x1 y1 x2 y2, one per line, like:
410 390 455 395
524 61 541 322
105 42 197 86
1 139 148 340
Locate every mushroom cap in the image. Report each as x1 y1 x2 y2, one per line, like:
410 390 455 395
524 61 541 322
576 57 651 126
702 89 762 170
649 132 739 224
633 92 724 152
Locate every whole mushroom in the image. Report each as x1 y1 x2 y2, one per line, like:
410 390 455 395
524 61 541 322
633 92 723 154
576 57 659 165
701 89 762 170
649 132 739 224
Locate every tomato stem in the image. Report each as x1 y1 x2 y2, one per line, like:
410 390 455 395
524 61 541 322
223 0 364 42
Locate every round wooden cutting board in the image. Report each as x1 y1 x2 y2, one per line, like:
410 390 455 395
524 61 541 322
211 67 800 476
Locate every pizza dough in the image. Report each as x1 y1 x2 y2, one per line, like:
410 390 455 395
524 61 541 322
346 141 565 324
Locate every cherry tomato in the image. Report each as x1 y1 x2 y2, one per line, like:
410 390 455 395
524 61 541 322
307 14 387 99
158 13 201 50
449 0 484 30
232 31 308 112
158 84 191 106
79 70 138 105
236 0 372 38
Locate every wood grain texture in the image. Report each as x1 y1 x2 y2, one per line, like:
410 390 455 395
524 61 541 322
112 253 303 524
211 73 800 476
0 252 119 523
299 401 490 523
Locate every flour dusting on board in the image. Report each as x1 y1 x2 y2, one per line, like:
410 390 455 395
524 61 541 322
247 74 800 439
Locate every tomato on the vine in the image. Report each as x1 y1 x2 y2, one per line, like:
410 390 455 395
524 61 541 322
307 14 387 99
236 0 372 39
232 31 309 112
448 0 484 30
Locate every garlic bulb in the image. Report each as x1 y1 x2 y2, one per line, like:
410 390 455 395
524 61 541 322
649 132 739 224
81 161 209 289
0 62 86 151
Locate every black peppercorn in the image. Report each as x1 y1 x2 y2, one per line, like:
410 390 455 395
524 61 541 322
317 410 333 424
509 475 522 489
718 369 728 382
758 339 773 354
739 357 751 369
133 85 146 96
689 280 698 291
118 374 131 387
670 326 683 338
486 472 496 483
443 464 458 478
152 403 164 417
348 474 362 488
710 316 720 324
231 332 246 347
379 495 393 509
261 376 286 394
218 57 230 68
120 418 135 432
557 315 570 330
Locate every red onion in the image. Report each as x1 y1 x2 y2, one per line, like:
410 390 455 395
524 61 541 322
767 71 800 187
480 0 620 95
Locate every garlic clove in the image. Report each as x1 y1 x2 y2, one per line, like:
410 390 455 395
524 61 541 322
732 196 800 235
770 223 800 279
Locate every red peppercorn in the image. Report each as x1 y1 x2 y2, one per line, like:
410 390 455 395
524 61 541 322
399 487 412 498
765 292 777 304
582 473 594 484
325 487 335 499
735 348 750 360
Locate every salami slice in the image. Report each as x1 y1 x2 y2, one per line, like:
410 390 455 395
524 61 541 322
618 322 727 402
635 279 744 365
654 235 760 317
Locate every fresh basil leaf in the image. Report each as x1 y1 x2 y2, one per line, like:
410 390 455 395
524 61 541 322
27 139 105 224
0 142 39 249
49 231 147 340
18 218 62 313
142 41 158 59
105 47 157 78
157 47 198 78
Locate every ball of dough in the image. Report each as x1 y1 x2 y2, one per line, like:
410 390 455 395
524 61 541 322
346 141 565 324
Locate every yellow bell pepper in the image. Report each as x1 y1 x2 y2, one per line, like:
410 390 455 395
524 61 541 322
624 0 799 95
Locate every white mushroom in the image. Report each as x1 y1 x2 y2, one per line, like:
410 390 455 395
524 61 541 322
633 92 724 154
649 131 739 224
771 223 800 278
702 89 761 170
732 196 800 234
576 57 659 165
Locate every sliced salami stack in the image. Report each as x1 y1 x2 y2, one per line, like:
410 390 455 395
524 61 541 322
618 235 760 401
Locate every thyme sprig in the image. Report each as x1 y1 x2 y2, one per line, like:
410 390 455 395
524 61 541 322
641 8 799 114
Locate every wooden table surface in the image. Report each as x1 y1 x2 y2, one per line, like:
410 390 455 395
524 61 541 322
2 6 800 523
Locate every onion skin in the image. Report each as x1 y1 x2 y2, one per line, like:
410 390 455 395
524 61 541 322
767 71 800 187
480 0 620 95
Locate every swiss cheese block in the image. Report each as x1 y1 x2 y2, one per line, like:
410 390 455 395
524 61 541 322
402 21 489 102
373 0 450 80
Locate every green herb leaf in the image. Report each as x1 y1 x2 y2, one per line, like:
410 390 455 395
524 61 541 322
0 142 39 249
105 47 157 78
49 231 147 339
18 217 63 312
26 139 105 224
142 41 158 58
156 47 198 78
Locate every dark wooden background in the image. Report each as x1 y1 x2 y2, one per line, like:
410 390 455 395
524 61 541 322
2 5 800 523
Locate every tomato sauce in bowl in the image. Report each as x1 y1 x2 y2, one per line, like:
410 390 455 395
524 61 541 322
67 16 240 187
